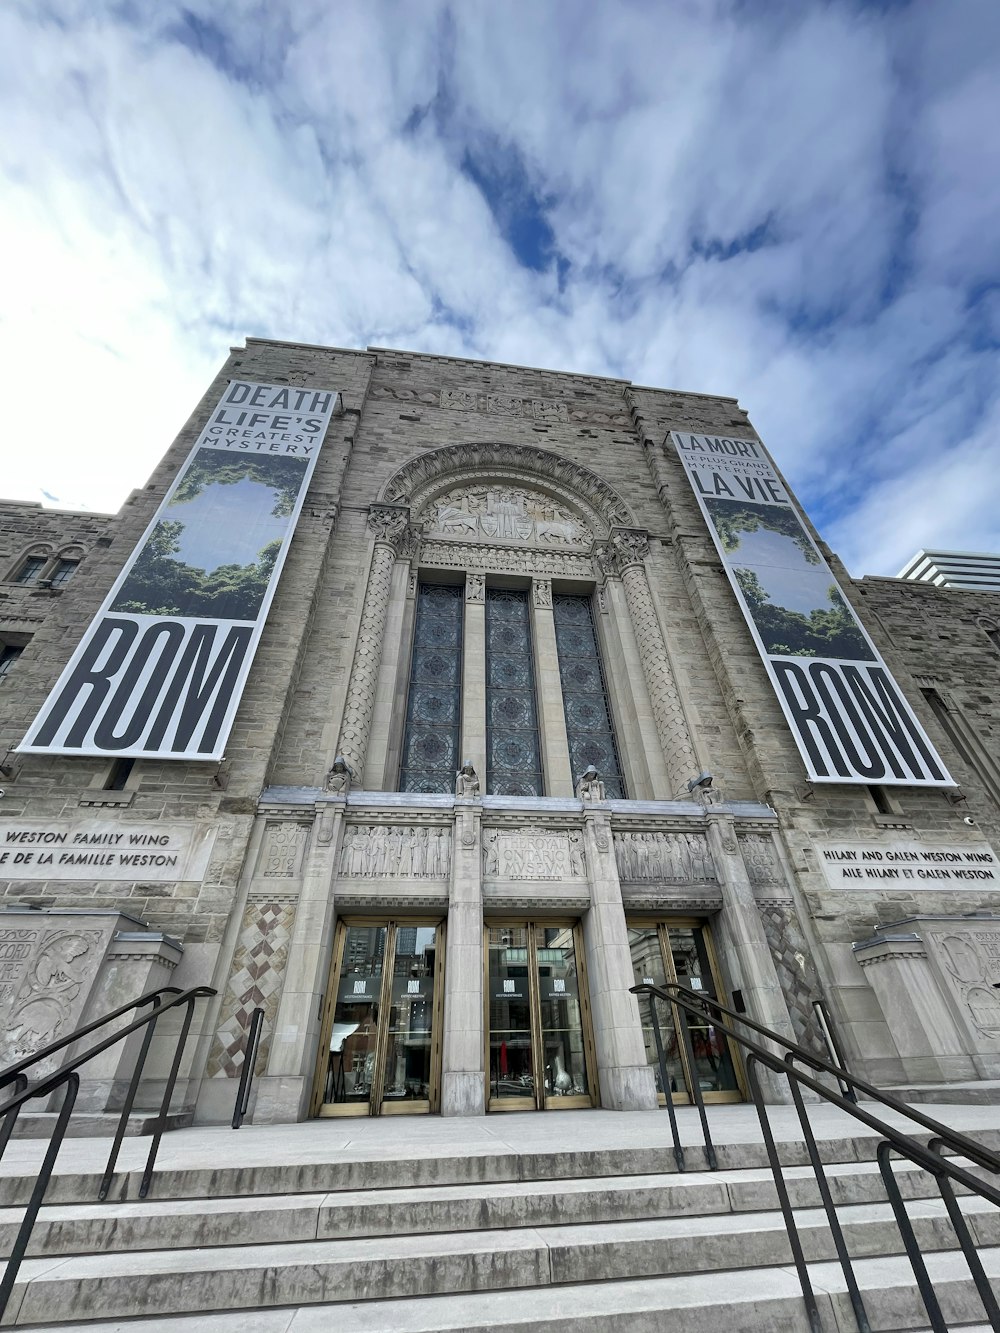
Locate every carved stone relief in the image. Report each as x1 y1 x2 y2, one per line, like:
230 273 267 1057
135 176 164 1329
420 540 593 579
422 485 592 547
483 828 585 880
0 927 108 1071
369 380 632 428
614 831 716 882
935 928 1000 1039
339 826 452 879
258 822 308 878
739 833 786 890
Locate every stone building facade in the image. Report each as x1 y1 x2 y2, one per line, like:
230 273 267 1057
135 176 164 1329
1 338 998 1122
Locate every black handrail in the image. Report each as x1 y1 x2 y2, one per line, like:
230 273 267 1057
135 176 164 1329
232 1006 265 1129
0 984 215 1319
0 985 182 1094
632 981 1000 1332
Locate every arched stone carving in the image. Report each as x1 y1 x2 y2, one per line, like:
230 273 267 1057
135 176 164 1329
379 443 635 537
420 483 594 548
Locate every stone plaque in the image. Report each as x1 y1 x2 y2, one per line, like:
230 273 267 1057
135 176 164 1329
0 819 217 882
483 828 585 880
818 839 998 890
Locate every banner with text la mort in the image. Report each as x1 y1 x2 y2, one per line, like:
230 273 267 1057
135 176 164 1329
670 432 954 787
19 380 339 761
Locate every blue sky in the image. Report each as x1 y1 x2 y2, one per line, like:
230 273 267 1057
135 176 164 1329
167 477 286 571
2 0 999 575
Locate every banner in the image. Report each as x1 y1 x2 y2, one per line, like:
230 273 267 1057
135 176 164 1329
670 433 954 787
20 380 339 760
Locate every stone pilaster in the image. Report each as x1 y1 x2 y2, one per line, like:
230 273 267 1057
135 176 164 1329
531 578 574 797
599 528 699 793
441 797 485 1115
581 805 658 1110
460 574 487 781
254 797 347 1123
334 504 410 779
705 809 795 1103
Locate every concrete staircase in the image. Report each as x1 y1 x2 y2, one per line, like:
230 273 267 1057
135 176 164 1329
1 1114 999 1331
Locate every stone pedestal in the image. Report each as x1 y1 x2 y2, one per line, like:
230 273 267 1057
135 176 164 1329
0 907 182 1112
855 914 1000 1084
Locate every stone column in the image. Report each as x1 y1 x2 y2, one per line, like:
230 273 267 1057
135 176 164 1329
460 574 487 780
581 805 658 1110
530 578 574 797
705 809 795 1103
599 528 699 794
255 797 346 1123
441 796 485 1115
334 504 410 781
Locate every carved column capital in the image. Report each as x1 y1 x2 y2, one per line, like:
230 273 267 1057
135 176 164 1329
608 527 650 570
367 503 411 550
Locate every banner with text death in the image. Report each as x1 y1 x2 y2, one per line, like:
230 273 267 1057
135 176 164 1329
20 380 339 760
670 432 954 787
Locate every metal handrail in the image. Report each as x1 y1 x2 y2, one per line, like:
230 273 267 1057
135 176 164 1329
232 1006 265 1129
0 985 182 1093
632 981 1000 1332
0 984 215 1319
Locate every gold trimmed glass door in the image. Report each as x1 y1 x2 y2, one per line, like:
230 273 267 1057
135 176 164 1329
486 922 597 1111
628 918 743 1105
313 918 444 1117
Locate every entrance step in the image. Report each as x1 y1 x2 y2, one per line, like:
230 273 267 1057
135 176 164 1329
9 1111 193 1141
888 1080 1000 1106
0 1158 990 1258
3 1196 999 1324
10 1248 1000 1332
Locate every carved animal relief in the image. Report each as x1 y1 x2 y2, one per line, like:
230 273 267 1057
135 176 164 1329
423 486 591 548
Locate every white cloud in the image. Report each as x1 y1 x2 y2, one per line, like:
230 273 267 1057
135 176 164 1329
1 0 998 576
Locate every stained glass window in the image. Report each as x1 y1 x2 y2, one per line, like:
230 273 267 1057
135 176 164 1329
553 594 625 799
486 588 543 796
399 583 463 793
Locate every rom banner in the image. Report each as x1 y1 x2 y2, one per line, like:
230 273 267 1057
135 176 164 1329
670 432 954 788
20 380 339 761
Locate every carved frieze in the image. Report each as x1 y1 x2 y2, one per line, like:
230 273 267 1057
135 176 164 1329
0 927 107 1070
483 828 586 880
369 381 632 429
420 539 593 579
614 831 716 882
339 826 452 879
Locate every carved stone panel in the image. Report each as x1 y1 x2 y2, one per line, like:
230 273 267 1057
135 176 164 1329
0 922 113 1074
421 485 592 548
614 831 716 882
338 826 452 879
257 822 308 878
922 921 1000 1049
483 828 586 880
739 833 787 891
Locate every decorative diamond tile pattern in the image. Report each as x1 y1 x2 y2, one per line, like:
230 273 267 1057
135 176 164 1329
207 897 296 1079
759 901 827 1058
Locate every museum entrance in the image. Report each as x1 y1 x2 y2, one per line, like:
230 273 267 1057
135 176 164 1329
628 919 743 1105
313 918 445 1117
485 922 597 1111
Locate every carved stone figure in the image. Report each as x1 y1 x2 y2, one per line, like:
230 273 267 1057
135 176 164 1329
339 825 451 878
613 830 717 882
456 760 481 797
424 484 591 547
324 756 352 795
576 765 606 801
